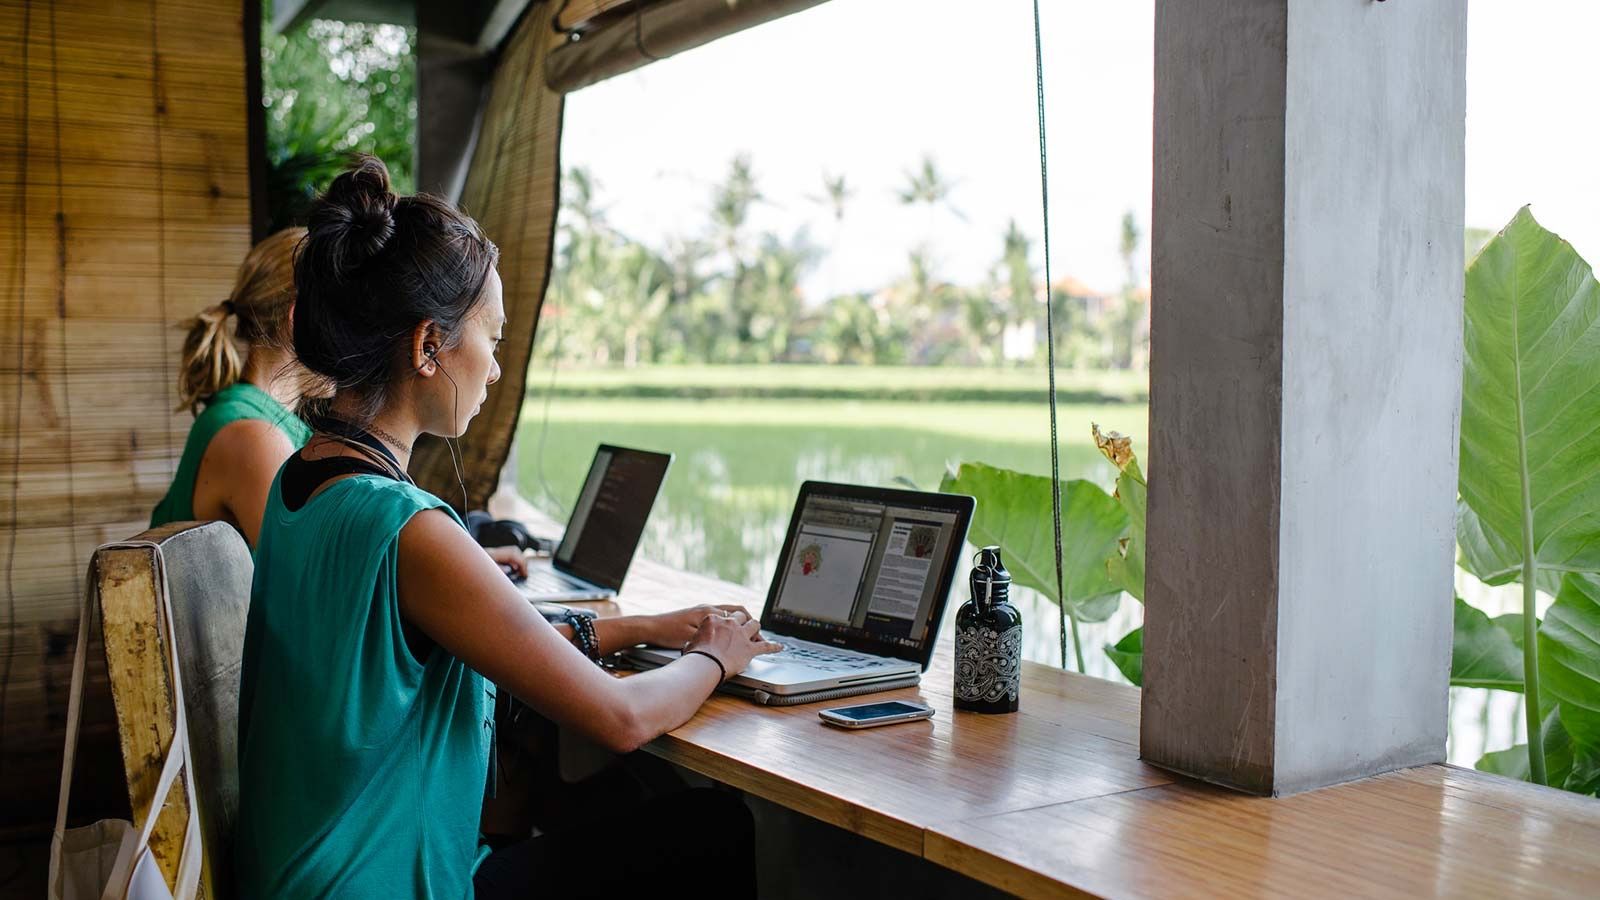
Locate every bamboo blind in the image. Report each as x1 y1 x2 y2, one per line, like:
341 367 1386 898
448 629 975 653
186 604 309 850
0 0 251 825
411 4 564 507
544 0 828 93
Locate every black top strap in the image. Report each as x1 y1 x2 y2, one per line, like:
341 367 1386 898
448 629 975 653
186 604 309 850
280 454 394 512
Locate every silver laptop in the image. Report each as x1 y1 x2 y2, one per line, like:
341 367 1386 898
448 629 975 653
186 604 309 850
519 444 672 602
625 481 974 697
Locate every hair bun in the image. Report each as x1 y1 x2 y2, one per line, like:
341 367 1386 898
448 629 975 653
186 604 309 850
309 154 397 275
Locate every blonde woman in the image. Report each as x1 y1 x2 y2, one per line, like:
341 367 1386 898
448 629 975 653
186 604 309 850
149 228 320 545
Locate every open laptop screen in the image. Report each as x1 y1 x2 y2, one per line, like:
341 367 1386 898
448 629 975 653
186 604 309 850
763 482 974 668
554 445 672 590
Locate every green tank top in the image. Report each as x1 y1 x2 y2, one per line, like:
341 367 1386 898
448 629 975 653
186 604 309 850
149 382 312 528
235 472 492 899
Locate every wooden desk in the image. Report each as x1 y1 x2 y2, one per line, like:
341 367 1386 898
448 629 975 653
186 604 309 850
544 542 1600 898
923 765 1600 899
591 559 1172 858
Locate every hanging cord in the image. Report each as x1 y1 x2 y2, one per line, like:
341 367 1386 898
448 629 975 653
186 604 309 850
1031 0 1073 672
50 0 84 657
0 0 33 762
532 301 567 518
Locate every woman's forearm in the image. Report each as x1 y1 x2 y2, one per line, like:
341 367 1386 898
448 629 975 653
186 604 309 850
595 615 650 655
550 615 651 656
608 653 723 750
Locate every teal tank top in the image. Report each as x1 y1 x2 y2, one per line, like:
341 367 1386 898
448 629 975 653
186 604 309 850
150 382 312 527
235 472 493 899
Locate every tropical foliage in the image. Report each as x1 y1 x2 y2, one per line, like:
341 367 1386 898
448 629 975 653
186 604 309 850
938 209 1600 798
262 8 417 231
1451 208 1600 793
541 162 1149 370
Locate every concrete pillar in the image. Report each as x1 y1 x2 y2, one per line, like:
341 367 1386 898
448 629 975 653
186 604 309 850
416 30 493 202
1143 0 1467 795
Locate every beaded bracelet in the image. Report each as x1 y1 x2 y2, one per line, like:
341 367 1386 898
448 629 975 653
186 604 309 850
563 611 602 663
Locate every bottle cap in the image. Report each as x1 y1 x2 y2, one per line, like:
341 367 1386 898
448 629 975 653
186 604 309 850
970 545 1011 606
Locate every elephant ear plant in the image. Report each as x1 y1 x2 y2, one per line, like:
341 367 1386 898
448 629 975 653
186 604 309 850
1451 207 1600 791
938 462 1127 673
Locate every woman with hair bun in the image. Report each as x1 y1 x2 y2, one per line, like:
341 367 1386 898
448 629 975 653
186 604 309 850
150 228 322 545
235 155 775 899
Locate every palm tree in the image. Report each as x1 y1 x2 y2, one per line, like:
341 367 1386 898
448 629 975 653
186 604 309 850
711 153 763 262
1119 211 1140 291
1001 220 1037 325
896 154 967 285
561 167 608 237
809 171 854 301
896 155 956 208
1109 210 1146 370
814 172 853 223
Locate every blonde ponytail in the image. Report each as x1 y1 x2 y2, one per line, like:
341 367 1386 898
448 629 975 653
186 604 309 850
175 303 244 414
174 227 307 414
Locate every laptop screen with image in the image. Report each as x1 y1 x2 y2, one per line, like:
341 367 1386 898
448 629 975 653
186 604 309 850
763 482 973 667
554 445 672 590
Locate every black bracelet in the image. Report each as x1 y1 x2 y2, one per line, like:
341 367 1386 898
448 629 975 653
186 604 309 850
682 649 727 683
563 611 602 663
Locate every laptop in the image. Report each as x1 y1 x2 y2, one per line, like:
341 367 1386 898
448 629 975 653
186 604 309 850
519 444 672 602
625 481 974 701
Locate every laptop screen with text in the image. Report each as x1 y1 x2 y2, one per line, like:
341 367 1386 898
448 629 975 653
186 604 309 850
764 482 973 667
554 445 672 590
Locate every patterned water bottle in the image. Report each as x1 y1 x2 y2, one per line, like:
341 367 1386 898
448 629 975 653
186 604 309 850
954 546 1022 713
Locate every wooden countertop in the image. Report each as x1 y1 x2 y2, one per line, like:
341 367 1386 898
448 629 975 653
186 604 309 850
527 516 1600 898
582 556 1173 858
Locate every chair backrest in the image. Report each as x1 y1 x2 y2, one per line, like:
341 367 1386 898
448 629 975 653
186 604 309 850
96 521 253 900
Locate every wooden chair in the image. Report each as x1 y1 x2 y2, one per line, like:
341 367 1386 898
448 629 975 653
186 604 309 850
94 522 253 900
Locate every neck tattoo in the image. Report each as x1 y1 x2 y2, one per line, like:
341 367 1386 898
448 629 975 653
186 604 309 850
367 424 412 456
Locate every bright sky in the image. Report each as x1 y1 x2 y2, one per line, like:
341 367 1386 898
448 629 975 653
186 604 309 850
560 0 1599 302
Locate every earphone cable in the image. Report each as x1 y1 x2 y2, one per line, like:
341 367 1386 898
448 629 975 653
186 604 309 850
426 350 471 514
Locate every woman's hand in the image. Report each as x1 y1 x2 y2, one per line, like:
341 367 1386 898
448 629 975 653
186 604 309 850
645 604 755 649
682 614 782 681
484 545 528 577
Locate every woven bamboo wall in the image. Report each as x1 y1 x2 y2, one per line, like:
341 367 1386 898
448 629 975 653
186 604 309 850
412 5 563 507
0 0 251 826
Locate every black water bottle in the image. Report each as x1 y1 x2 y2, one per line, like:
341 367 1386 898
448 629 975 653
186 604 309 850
954 546 1022 713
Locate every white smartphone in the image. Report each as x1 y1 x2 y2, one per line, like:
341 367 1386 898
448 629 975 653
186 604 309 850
818 700 935 729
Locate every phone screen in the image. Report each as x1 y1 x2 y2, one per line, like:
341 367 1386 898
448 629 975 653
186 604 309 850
828 701 927 721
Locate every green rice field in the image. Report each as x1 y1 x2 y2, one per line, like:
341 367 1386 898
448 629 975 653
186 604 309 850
513 365 1149 678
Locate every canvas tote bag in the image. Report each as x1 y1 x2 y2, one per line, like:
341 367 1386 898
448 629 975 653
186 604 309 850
49 542 203 900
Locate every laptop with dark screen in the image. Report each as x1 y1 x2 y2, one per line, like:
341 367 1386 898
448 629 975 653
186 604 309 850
519 444 672 602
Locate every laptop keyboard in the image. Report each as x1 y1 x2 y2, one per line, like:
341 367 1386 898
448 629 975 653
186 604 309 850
767 638 890 670
522 568 583 594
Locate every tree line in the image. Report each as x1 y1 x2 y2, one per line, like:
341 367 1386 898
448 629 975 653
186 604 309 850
542 156 1150 370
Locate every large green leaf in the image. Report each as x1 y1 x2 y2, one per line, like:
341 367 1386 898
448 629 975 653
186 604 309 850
1458 206 1600 585
1456 500 1561 595
1451 597 1524 691
1540 573 1600 751
1094 426 1146 602
1477 709 1574 786
1105 627 1143 686
1476 708 1600 796
1458 206 1600 783
939 461 1128 622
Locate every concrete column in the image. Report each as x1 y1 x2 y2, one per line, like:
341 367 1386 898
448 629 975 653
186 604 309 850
416 30 493 202
1143 0 1467 795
